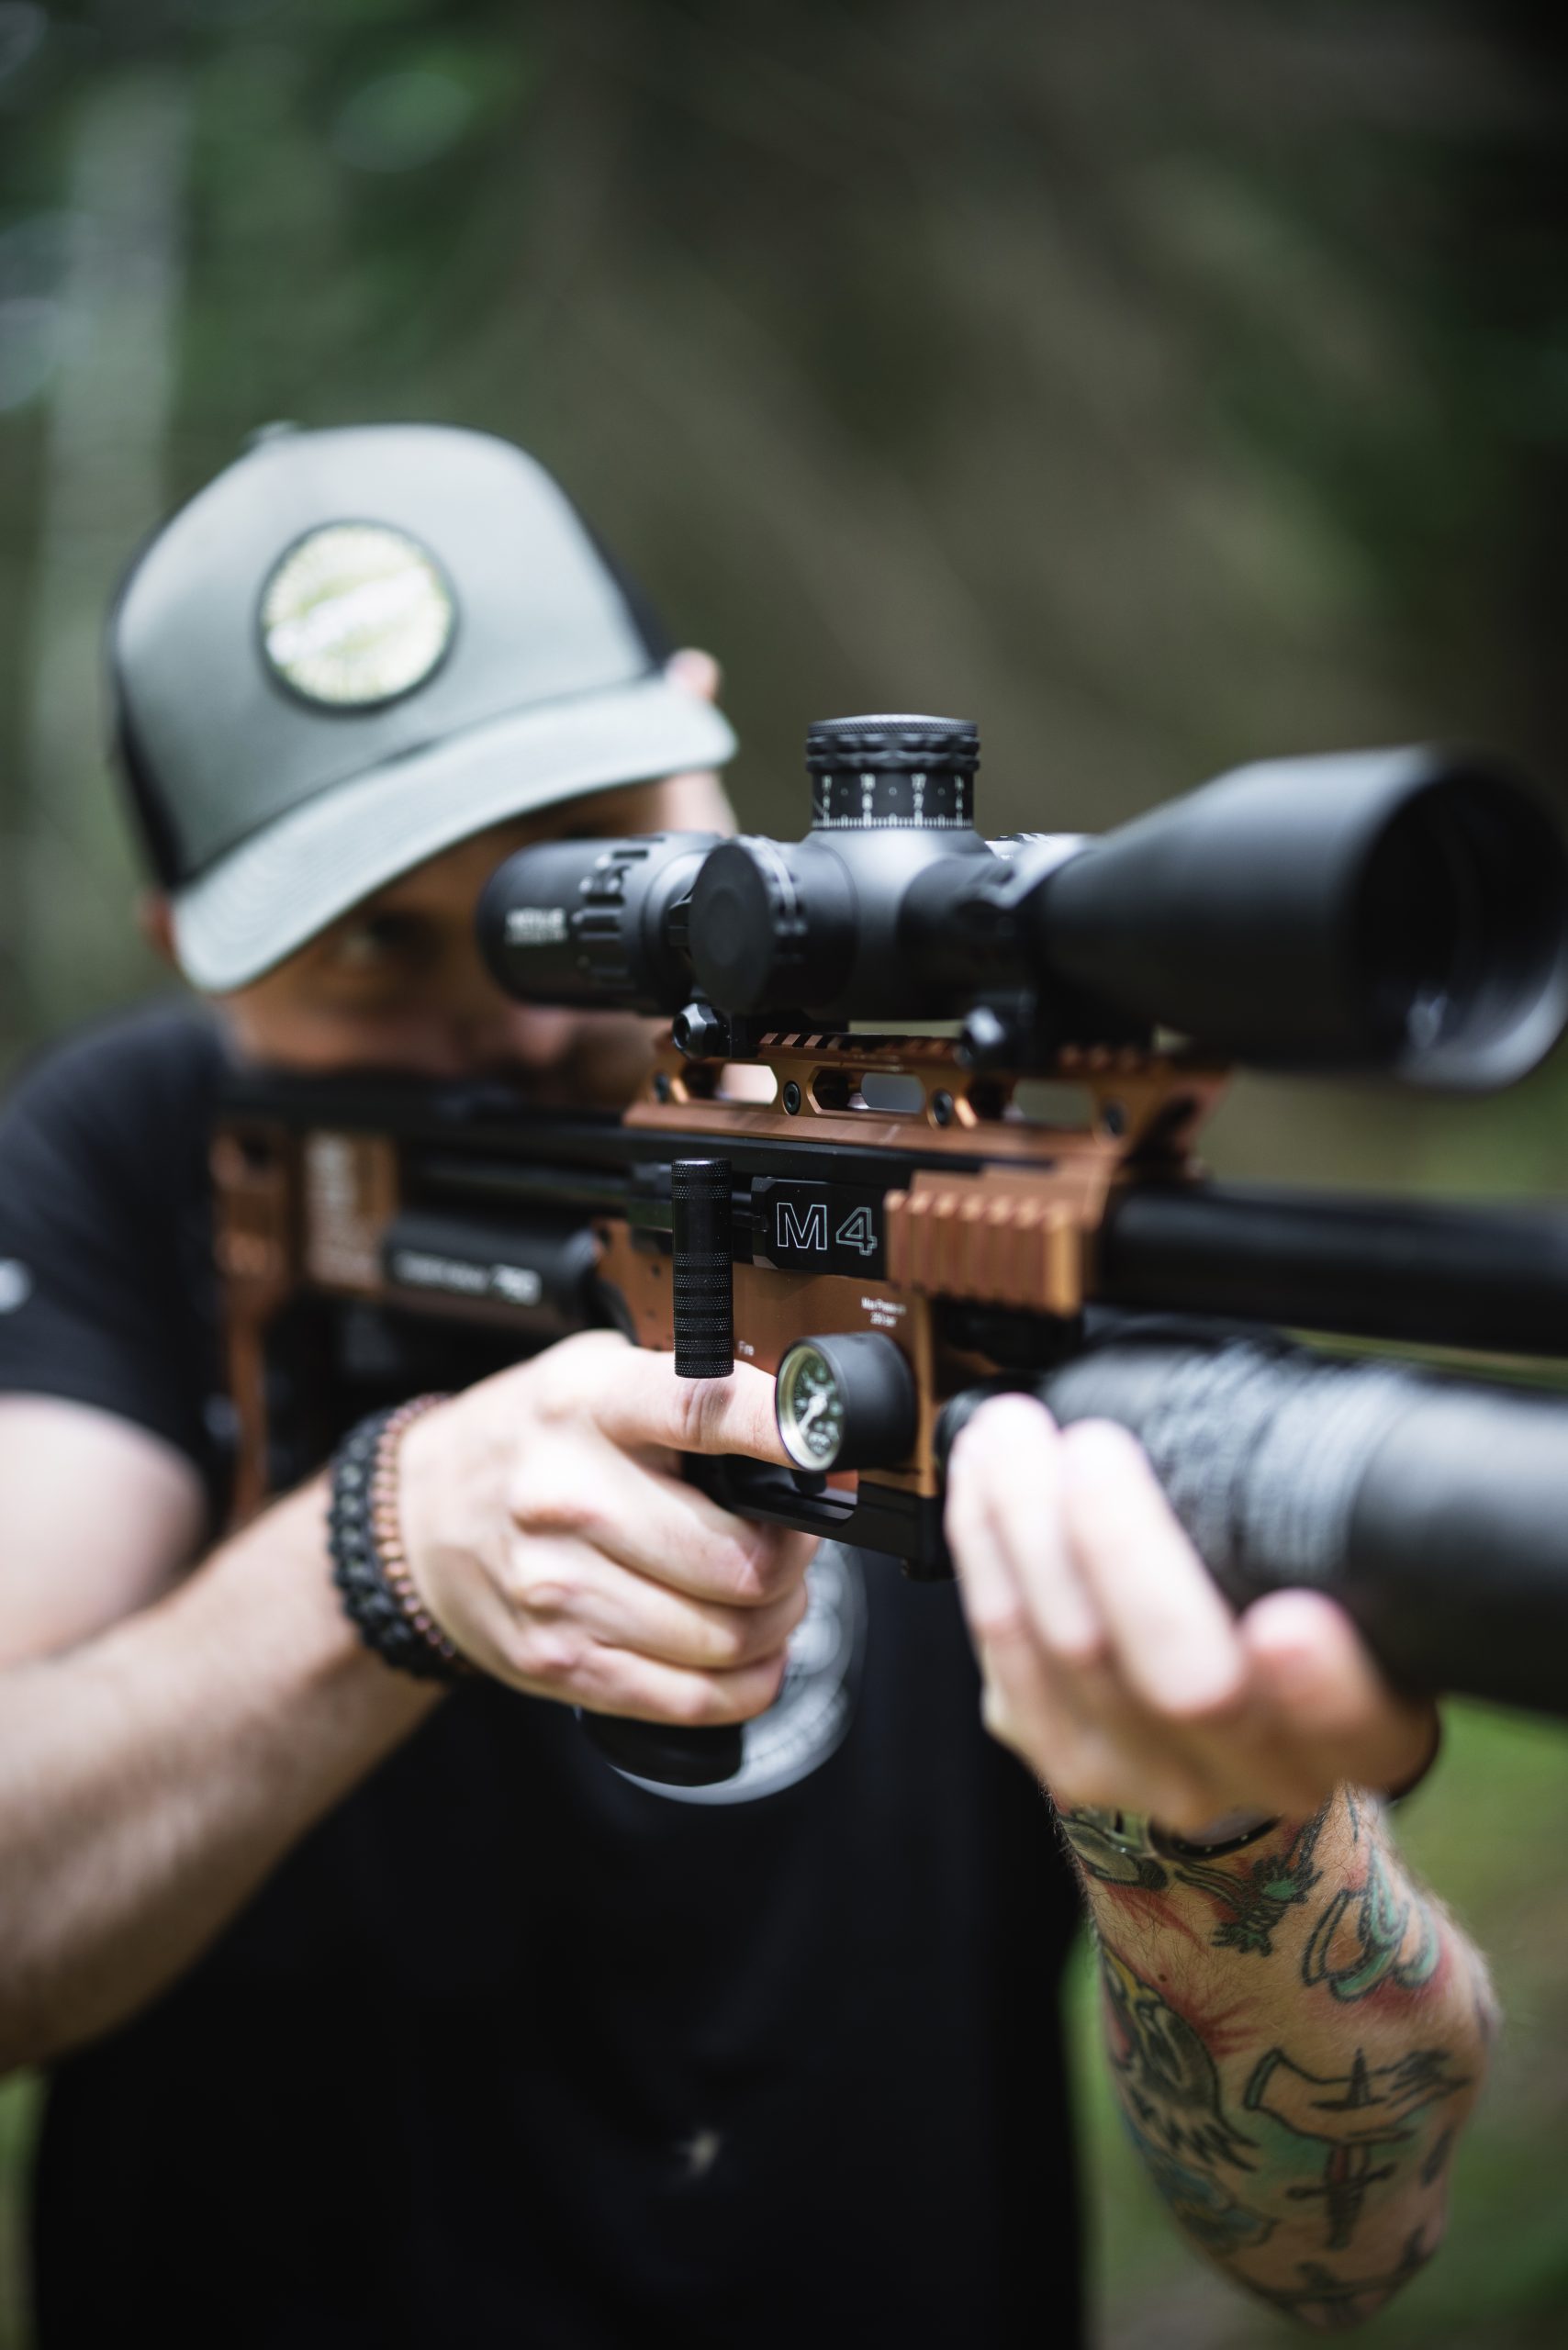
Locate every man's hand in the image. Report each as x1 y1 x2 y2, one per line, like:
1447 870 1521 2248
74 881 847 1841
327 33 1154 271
398 1332 814 1726
946 1393 1436 1833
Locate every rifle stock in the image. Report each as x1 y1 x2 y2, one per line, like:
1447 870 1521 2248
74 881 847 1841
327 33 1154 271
214 1031 1568 1775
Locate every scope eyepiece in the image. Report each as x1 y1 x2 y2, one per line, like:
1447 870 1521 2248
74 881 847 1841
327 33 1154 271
477 833 722 1013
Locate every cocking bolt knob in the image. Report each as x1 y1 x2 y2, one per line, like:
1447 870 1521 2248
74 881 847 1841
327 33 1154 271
672 1158 734 1379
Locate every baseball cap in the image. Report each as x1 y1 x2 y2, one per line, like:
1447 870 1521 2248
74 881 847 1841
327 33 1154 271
109 422 736 990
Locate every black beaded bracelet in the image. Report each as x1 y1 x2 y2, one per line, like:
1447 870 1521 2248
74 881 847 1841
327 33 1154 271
328 1396 468 1684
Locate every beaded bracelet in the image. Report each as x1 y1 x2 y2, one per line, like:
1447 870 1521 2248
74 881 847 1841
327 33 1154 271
327 1395 469 1684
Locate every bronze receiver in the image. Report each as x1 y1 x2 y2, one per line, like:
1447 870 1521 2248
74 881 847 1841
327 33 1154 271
216 714 1568 1785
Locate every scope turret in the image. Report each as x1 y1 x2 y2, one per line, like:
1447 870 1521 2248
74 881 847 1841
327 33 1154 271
689 716 993 1018
802 712 979 831
477 715 1568 1088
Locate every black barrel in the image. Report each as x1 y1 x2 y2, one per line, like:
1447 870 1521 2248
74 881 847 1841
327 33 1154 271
1100 1181 1568 1358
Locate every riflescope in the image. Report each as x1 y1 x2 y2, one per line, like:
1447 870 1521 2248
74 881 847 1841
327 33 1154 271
477 714 1568 1084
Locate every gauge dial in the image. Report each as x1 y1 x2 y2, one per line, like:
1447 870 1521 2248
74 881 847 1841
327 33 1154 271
777 1342 848 1471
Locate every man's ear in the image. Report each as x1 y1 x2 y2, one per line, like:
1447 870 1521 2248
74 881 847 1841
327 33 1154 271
666 647 722 704
137 892 178 968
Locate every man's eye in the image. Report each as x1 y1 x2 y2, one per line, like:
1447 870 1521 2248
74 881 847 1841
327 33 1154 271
327 914 436 974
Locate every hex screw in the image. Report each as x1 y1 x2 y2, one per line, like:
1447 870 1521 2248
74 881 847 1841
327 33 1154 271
932 1091 955 1128
654 1071 672 1103
1101 1099 1126 1137
782 1080 802 1115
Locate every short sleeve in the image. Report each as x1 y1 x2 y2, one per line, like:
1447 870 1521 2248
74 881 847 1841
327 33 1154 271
0 1003 228 1486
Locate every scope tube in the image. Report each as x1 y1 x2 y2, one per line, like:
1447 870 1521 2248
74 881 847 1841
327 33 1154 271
476 738 1568 1087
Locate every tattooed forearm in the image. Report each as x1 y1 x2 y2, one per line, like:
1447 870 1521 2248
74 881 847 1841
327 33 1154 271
1098 1937 1277 2258
1177 1813 1328 1960
1073 1789 1495 2321
1059 1803 1330 1958
1301 1838 1440 2001
1250 2231 1435 2329
1419 2127 1455 2189
1243 2043 1468 2252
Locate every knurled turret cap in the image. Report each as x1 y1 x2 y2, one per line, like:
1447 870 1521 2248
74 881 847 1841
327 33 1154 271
804 714 979 776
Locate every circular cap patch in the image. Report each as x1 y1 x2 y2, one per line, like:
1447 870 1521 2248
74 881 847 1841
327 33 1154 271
259 521 455 708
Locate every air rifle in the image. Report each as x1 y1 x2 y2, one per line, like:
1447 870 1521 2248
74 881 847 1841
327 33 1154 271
215 714 1568 1785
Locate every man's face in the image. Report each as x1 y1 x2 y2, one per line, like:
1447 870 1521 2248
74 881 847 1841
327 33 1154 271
209 767 733 1091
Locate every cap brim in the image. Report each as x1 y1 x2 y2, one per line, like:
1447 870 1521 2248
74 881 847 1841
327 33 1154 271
170 676 736 991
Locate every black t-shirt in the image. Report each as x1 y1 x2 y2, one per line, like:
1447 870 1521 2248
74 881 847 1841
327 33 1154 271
0 1005 1085 2350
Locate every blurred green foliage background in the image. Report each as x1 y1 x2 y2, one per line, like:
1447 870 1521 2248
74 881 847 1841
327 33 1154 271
1 2 1566 2343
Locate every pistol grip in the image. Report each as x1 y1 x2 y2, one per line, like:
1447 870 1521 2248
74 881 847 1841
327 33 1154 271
577 1455 822 1789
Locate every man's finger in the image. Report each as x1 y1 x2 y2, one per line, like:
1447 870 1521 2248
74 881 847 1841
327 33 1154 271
518 1540 812 1673
1061 1421 1248 1722
509 1442 808 1604
948 1418 1047 1740
460 1535 796 1723
575 1646 790 1728
947 1416 1027 1645
1240 1588 1439 1794
952 1396 1105 1662
566 1341 792 1466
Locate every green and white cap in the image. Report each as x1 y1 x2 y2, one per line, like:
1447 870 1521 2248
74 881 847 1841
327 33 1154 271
110 421 735 990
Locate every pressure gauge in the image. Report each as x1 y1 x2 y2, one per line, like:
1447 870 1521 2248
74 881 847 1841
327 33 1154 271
775 1333 918 1473
777 1343 848 1469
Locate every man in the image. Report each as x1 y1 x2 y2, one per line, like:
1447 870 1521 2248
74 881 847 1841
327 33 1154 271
0 422 1493 2345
